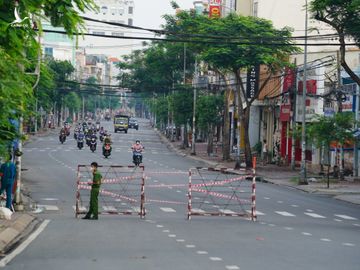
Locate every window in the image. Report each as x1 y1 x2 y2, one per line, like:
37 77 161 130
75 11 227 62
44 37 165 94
110 8 116 15
112 32 124 37
101 6 108 15
128 6 133 14
44 47 53 57
253 2 258 17
93 31 105 35
128 18 133 26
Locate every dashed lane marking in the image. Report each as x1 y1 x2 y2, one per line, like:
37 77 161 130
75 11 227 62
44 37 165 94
196 251 208 255
334 214 358 220
342 243 355 247
275 211 296 217
320 238 332 242
160 207 176 213
209 257 222 261
226 266 240 270
186 245 196 248
301 232 312 236
304 212 326 219
37 205 59 211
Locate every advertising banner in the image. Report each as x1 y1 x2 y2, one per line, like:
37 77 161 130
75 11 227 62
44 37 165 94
246 65 260 99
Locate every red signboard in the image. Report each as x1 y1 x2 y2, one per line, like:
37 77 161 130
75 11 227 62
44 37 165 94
210 0 222 4
280 104 291 122
283 67 295 93
298 80 317 94
209 5 221 18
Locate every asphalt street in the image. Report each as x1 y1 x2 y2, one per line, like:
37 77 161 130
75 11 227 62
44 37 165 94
4 119 360 270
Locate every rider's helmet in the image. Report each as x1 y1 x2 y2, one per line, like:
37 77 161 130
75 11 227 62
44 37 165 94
136 140 140 144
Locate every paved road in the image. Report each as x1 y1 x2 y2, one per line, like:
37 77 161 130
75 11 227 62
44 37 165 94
5 119 360 270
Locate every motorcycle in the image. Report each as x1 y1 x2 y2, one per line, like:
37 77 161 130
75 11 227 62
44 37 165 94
59 133 66 144
77 137 84 150
99 131 104 142
90 137 97 152
103 143 112 158
133 150 143 166
85 135 91 147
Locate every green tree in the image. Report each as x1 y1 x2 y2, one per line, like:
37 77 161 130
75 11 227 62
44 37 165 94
197 93 224 155
310 0 360 86
0 0 96 156
308 112 355 186
164 11 299 167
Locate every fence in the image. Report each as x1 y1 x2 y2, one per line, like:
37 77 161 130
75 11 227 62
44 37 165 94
188 167 256 221
75 165 145 218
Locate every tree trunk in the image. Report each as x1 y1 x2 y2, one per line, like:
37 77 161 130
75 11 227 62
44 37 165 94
241 108 253 168
207 124 214 156
222 89 231 160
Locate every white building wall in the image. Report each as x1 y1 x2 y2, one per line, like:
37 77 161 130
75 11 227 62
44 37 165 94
79 0 134 58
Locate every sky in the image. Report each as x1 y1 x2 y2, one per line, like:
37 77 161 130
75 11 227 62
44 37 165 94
133 0 194 29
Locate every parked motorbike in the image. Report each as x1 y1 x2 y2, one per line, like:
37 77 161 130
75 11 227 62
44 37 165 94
103 143 112 158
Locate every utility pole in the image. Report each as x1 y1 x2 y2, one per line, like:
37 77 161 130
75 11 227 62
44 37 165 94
300 0 308 185
354 85 359 177
191 58 198 155
337 50 344 180
291 60 297 170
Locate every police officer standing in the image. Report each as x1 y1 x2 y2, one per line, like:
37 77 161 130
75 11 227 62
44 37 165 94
0 154 16 211
82 162 102 220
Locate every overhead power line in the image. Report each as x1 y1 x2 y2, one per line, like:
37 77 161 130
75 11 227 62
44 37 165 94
42 29 359 47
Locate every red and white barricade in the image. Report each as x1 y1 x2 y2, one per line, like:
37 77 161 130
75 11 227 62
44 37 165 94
188 166 257 221
75 165 145 218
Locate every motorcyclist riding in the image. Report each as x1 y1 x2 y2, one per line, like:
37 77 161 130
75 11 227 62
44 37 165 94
131 140 144 164
102 132 112 158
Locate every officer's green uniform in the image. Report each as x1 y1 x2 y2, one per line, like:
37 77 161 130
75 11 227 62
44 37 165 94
84 170 102 219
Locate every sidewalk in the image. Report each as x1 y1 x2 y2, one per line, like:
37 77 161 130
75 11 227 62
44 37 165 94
156 129 360 206
0 129 52 255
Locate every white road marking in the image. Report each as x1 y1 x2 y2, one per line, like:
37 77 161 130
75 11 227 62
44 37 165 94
342 243 355 247
160 207 176 213
191 208 205 214
334 214 358 220
320 238 332 242
0 219 50 267
334 219 342 222
277 201 283 204
176 239 185 242
168 234 176 238
291 204 299 207
275 211 296 217
284 227 294 230
226 266 240 270
103 206 117 212
40 198 59 201
264 197 270 200
306 209 314 212
302 232 312 236
176 190 182 193
37 205 59 211
156 225 164 228
246 210 265 216
163 230 170 233
268 224 276 227
197 251 208 255
220 209 236 214
209 257 222 261
353 223 360 227
304 212 326 219
186 245 196 248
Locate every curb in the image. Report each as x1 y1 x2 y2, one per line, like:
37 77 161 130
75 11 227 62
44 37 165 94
155 129 360 205
0 214 39 254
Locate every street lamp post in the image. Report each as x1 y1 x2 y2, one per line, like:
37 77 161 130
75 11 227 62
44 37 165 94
300 0 309 185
